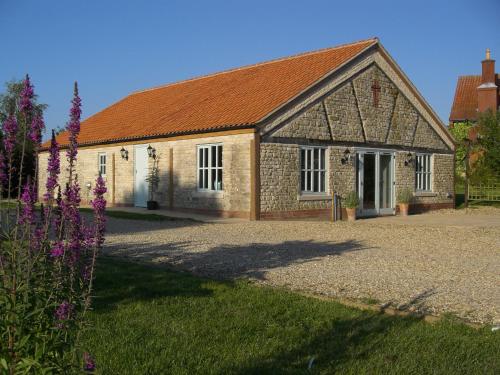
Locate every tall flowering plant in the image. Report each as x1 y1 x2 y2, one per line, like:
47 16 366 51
0 78 106 373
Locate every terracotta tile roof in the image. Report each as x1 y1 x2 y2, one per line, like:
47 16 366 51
449 75 481 122
449 74 500 122
46 38 377 148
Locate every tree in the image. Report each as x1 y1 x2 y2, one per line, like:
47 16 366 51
448 121 473 179
450 111 500 207
0 79 47 123
0 78 48 196
474 110 500 179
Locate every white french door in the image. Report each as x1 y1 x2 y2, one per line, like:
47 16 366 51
134 145 149 207
356 150 395 216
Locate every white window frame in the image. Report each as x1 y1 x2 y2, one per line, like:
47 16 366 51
98 152 107 177
415 154 432 192
197 144 223 191
300 147 327 194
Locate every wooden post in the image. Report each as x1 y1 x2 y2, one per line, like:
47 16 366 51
464 140 471 208
250 132 261 220
168 147 174 209
331 191 335 222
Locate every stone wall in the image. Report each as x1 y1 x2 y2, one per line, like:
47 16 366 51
352 65 396 143
260 144 359 214
272 102 331 140
329 147 356 197
394 152 454 206
267 63 451 153
260 145 454 216
323 82 365 142
260 143 331 213
38 132 254 216
160 133 253 215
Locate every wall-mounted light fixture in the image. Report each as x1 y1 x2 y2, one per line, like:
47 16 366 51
340 148 351 165
404 152 413 166
147 145 156 159
120 147 129 160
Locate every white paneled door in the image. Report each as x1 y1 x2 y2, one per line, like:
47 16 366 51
134 145 149 207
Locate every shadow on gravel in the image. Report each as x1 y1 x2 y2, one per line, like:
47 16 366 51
105 239 372 280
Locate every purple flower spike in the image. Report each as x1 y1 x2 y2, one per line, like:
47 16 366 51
54 301 73 327
19 181 36 226
50 241 65 257
44 130 60 202
29 114 45 145
2 115 18 157
91 175 107 247
19 74 34 115
66 82 82 165
83 352 96 372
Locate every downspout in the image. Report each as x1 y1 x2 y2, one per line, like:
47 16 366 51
250 131 261 220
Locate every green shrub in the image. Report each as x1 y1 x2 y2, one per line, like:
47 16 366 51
397 188 413 204
344 191 359 208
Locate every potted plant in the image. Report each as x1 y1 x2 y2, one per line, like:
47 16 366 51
145 163 160 210
344 191 359 221
397 188 413 216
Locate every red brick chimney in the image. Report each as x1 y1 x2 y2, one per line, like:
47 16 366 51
477 48 498 113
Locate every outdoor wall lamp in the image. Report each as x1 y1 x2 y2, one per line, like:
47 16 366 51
404 152 413 166
147 145 156 159
120 147 129 160
340 149 351 165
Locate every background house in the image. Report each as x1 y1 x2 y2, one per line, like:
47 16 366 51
450 49 499 124
38 38 455 220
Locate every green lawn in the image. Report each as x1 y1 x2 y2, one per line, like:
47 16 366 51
82 257 499 374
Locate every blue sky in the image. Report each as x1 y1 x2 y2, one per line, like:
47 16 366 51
1 0 499 139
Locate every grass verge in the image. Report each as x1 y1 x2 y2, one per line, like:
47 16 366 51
81 257 499 374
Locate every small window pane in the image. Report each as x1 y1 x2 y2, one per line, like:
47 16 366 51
211 168 216 190
313 149 319 169
203 169 208 189
301 149 305 170
301 171 305 191
217 146 222 168
211 146 216 168
313 171 319 192
199 169 203 189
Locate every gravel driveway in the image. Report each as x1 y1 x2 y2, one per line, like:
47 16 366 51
103 208 500 324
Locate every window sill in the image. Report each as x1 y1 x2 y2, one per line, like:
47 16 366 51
193 190 224 199
298 194 331 201
414 191 437 197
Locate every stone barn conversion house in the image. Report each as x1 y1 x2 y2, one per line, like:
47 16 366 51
39 38 456 220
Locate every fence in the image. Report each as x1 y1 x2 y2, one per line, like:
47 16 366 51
468 179 500 201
